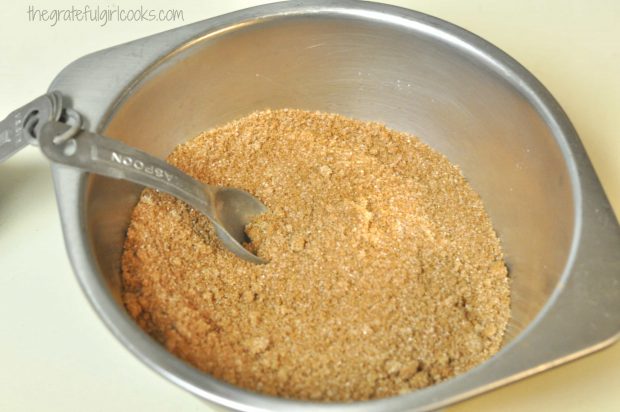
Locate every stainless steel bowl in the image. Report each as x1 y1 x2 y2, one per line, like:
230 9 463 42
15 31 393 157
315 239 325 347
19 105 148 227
49 1 620 410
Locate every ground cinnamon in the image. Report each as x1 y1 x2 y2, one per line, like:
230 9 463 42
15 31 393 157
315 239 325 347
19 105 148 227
121 109 510 401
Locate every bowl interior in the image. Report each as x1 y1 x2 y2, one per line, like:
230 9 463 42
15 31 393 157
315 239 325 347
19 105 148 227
86 14 574 350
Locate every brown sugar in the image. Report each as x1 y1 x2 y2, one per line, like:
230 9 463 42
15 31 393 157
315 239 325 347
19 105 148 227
121 109 510 401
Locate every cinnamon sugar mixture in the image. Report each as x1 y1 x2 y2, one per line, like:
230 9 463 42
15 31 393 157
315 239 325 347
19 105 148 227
121 109 510 401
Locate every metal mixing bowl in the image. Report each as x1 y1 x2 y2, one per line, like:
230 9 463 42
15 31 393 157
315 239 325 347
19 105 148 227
49 1 620 410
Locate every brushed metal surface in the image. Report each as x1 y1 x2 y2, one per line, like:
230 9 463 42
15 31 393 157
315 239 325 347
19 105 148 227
47 1 620 411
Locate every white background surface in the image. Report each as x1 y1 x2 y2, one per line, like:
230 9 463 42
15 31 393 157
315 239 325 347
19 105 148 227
1 1 618 411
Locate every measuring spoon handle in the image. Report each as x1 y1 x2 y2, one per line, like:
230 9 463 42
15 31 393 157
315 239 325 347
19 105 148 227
39 121 215 218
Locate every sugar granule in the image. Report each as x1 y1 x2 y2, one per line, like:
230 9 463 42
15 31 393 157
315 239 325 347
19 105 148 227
121 109 510 401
